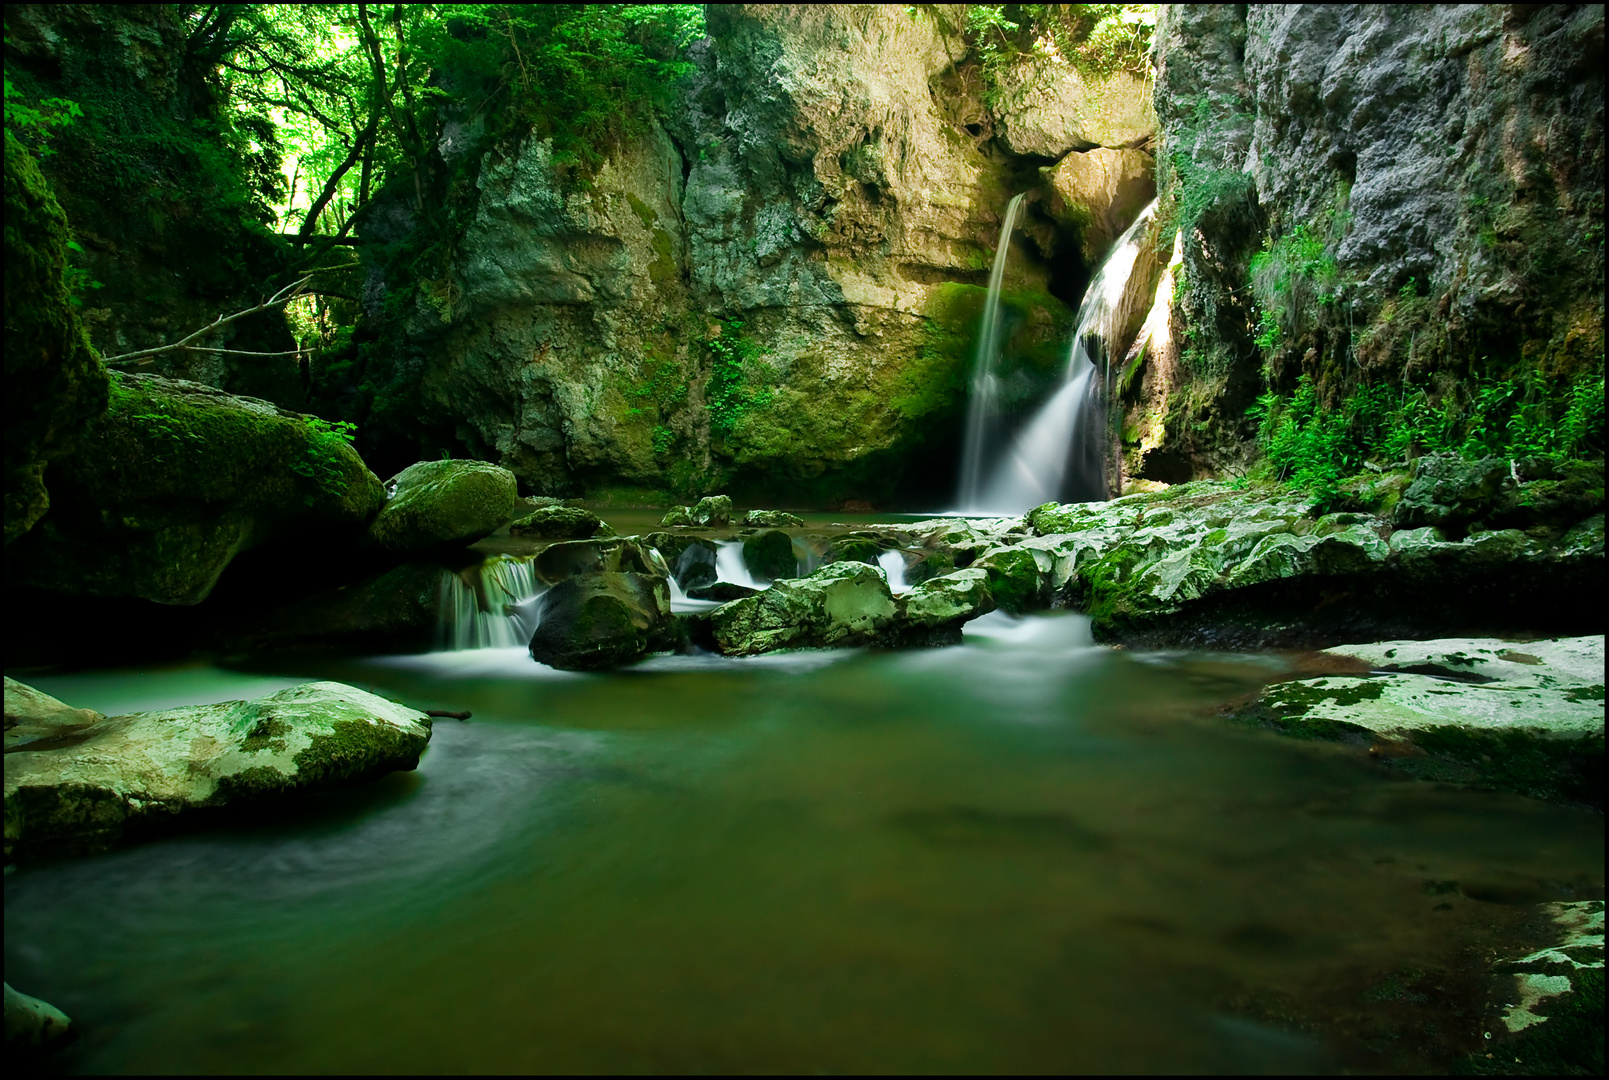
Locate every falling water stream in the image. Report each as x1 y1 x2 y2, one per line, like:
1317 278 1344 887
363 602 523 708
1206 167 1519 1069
960 200 1160 515
957 193 1028 508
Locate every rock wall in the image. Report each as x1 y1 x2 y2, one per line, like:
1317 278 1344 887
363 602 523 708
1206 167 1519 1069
1129 3 1604 480
357 5 1158 507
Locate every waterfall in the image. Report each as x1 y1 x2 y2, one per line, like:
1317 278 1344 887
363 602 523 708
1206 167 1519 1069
714 541 763 589
876 550 911 594
966 199 1159 514
957 193 1028 508
437 555 545 650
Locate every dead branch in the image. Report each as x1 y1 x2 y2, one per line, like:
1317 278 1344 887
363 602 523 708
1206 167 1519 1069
101 275 314 366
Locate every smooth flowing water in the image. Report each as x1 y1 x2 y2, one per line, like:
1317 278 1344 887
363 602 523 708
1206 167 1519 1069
965 200 1160 515
8 615 1601 1074
957 193 1028 509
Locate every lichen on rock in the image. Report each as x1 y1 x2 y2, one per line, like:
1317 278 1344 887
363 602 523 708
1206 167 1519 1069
4 679 432 861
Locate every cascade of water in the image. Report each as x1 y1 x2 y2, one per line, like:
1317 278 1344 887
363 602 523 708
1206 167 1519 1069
876 550 911 594
436 555 545 650
714 541 763 589
969 199 1159 514
957 193 1028 508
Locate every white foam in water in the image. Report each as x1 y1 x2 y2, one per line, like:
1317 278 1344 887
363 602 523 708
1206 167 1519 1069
371 647 582 680
877 550 912 594
668 575 722 614
715 541 763 588
438 556 546 650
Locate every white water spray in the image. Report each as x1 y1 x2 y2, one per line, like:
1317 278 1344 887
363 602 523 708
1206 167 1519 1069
965 199 1159 514
957 193 1028 508
437 556 545 650
877 550 912 594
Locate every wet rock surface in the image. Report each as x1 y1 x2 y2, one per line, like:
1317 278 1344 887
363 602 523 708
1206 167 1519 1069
4 981 73 1051
4 678 433 861
1224 635 1604 807
528 571 675 671
369 460 519 556
508 505 613 540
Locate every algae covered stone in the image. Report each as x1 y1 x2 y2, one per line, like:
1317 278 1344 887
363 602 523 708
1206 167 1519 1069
509 505 612 540
742 529 798 581
369 459 518 555
4 982 73 1051
691 495 733 527
710 562 898 656
4 680 432 860
528 571 674 670
741 509 804 528
7 373 384 604
899 567 997 632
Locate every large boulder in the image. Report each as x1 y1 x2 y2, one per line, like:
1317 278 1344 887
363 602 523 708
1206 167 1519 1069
218 561 446 654
1393 454 1514 530
4 130 109 545
1225 636 1605 806
532 537 663 586
691 494 733 528
6 373 384 604
710 562 899 656
741 509 804 528
4 679 432 860
528 571 675 670
992 60 1155 158
369 459 518 555
895 567 997 643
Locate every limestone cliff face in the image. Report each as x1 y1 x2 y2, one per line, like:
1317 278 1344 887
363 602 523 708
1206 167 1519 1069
1129 3 1604 480
365 4 1158 506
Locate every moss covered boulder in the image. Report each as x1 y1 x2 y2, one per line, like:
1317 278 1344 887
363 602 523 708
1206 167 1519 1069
741 509 804 528
3 130 109 545
742 529 799 581
710 562 898 656
895 567 997 643
4 678 432 861
508 505 613 540
369 460 518 555
528 572 674 671
1226 636 1605 805
6 373 384 604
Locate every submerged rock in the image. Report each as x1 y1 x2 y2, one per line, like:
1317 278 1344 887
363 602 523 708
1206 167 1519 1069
508 505 613 540
687 582 759 602
4 679 432 860
1226 636 1605 806
369 460 518 555
528 571 674 671
4 982 72 1051
6 373 384 604
1480 900 1604 1073
741 510 805 528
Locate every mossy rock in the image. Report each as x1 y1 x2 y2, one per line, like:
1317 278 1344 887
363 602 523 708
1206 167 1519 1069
369 460 518 555
3 129 109 545
691 494 733 527
742 529 798 581
7 373 384 604
528 571 674 671
4 679 432 861
741 509 804 528
509 505 613 540
710 562 898 656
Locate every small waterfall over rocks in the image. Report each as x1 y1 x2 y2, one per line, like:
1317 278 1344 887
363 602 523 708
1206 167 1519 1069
960 199 1160 514
437 556 545 650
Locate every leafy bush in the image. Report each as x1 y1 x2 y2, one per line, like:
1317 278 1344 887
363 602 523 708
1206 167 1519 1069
1251 369 1607 500
1248 223 1340 351
704 319 773 436
290 416 360 498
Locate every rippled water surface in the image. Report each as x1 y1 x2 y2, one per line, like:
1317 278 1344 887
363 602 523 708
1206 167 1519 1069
8 613 1602 1073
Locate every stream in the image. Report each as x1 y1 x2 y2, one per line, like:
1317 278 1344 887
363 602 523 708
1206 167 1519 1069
7 608 1602 1073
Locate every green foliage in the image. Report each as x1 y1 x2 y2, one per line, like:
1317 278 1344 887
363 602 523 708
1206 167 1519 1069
289 416 360 499
1250 369 1607 500
952 4 1156 88
1 75 82 156
1248 223 1340 351
703 319 773 436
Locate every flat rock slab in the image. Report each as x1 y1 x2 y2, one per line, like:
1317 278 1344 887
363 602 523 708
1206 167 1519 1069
5 679 432 860
1227 636 1604 806
1260 636 1605 737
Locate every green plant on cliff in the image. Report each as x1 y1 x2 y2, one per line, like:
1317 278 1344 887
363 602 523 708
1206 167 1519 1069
1252 368 1607 498
1248 223 1341 352
949 5 1156 88
704 319 774 437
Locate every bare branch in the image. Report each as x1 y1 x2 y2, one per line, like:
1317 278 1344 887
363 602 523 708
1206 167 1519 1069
101 276 314 365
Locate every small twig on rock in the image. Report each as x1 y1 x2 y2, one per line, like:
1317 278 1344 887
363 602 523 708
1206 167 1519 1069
424 709 472 721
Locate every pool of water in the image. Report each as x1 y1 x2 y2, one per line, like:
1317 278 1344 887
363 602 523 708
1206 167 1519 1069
7 612 1602 1073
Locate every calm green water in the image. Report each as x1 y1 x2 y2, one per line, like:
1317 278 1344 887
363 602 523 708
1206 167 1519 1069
7 613 1603 1073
